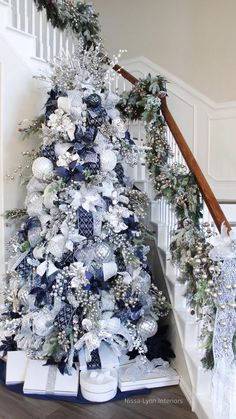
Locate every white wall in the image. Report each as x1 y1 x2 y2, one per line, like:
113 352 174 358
94 0 236 103
0 22 48 283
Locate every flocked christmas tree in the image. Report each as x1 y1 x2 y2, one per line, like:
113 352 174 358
0 39 170 374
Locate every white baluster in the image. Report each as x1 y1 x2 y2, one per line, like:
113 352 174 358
59 31 63 55
52 28 57 58
115 73 119 93
24 0 28 33
46 20 51 61
68 36 73 56
160 198 163 224
71 39 75 55
123 79 127 93
9 0 15 27
38 11 44 59
15 0 21 30
65 36 69 57
31 1 35 36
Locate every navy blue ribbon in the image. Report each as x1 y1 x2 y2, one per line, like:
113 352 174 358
18 217 40 243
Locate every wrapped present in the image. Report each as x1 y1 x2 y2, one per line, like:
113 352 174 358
23 360 79 396
79 342 119 371
6 351 29 385
118 356 179 392
119 354 136 367
80 368 118 402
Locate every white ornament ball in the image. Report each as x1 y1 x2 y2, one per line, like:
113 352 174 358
32 157 54 179
137 316 158 339
54 142 72 157
100 149 117 172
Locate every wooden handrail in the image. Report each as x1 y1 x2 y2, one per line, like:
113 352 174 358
160 97 230 232
113 64 231 233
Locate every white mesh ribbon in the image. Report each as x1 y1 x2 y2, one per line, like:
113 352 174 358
121 356 170 382
8 250 30 272
209 227 236 419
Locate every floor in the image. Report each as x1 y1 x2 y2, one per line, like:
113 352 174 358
0 384 197 419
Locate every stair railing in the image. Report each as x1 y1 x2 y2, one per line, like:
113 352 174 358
113 64 231 234
3 0 74 60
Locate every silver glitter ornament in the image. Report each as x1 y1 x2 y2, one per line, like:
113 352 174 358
137 316 158 339
32 157 53 179
94 242 113 263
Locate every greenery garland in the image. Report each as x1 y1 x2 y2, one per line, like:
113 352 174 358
118 74 225 369
33 0 100 48
117 75 203 225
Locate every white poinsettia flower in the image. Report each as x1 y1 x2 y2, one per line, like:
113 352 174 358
75 318 121 351
69 262 88 288
60 219 86 253
56 152 81 167
47 234 66 259
69 185 102 212
48 109 75 140
105 205 133 233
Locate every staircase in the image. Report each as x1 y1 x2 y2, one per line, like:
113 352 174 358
0 1 233 418
125 129 214 419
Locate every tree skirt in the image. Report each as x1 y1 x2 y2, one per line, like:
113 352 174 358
0 359 150 403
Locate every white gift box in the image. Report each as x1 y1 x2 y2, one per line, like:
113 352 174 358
80 368 118 402
79 342 119 371
118 365 179 392
119 354 136 367
6 351 29 385
23 360 79 396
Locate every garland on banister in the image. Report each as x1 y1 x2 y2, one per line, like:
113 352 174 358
33 0 100 48
118 74 230 370
117 75 203 226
